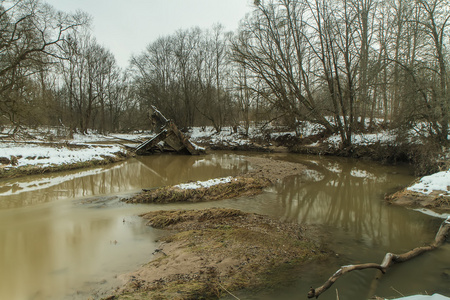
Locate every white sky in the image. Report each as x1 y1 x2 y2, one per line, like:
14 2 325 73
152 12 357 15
44 0 253 68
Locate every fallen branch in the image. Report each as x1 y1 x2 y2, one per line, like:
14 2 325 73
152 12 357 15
308 216 450 299
219 283 241 300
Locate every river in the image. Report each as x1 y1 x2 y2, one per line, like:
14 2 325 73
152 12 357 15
0 153 448 300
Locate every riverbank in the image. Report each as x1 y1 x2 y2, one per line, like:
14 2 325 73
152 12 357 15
2 125 449 211
386 170 450 213
0 127 138 179
108 208 328 300
0 142 130 179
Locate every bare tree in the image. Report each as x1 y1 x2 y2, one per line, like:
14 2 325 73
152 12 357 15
417 0 450 142
131 26 235 131
59 31 122 133
232 0 336 135
0 0 87 125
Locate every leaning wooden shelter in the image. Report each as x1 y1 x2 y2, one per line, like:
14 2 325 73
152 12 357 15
135 106 205 155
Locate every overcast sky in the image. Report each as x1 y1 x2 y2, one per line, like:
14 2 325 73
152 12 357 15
44 0 253 68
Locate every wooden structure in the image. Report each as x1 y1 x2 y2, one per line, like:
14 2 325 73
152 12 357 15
135 106 204 155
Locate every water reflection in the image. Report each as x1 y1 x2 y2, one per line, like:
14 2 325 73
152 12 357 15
225 154 448 300
0 153 250 209
0 153 250 300
1 153 448 300
0 200 167 300
269 155 428 251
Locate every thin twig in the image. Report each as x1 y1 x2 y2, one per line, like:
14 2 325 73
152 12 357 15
219 283 240 300
390 286 405 297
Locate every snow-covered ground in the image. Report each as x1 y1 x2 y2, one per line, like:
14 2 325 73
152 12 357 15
0 142 123 168
189 127 253 147
392 294 450 300
0 128 128 170
175 176 235 190
325 130 397 147
407 171 450 196
188 125 398 149
72 132 154 144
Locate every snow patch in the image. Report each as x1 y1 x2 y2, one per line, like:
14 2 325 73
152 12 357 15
0 142 122 168
407 171 450 195
175 177 235 190
391 294 450 300
324 130 397 147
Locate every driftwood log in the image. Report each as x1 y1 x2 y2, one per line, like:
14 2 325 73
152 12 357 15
308 217 450 299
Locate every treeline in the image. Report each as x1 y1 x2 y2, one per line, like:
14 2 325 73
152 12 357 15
1 0 449 147
0 0 136 134
130 25 237 132
235 0 450 146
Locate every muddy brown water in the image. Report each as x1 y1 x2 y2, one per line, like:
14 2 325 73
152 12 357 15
0 153 449 300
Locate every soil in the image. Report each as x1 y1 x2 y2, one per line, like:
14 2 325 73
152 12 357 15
385 188 450 212
108 208 328 300
126 156 306 204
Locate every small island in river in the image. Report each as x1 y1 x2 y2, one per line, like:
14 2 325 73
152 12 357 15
126 156 306 204
105 156 329 299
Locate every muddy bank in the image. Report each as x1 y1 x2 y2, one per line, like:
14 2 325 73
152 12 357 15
109 208 328 300
386 189 450 212
126 156 306 204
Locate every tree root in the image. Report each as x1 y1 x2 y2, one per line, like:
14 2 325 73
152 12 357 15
308 217 450 299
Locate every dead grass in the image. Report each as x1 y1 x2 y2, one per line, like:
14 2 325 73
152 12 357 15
126 156 306 205
126 177 271 204
110 208 328 300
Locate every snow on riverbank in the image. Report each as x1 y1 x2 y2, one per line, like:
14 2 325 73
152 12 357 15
325 130 397 147
0 128 141 171
188 125 398 148
407 171 450 196
392 294 450 300
1 125 449 202
0 142 123 169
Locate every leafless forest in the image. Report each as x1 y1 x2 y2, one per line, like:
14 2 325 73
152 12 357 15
1 0 449 149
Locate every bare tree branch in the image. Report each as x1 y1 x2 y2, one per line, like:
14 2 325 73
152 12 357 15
308 217 450 298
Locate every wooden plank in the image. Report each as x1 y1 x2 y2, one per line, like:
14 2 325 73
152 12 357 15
135 130 168 155
135 106 205 155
